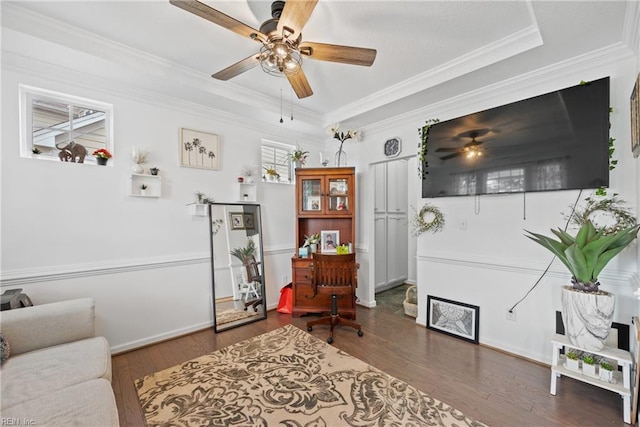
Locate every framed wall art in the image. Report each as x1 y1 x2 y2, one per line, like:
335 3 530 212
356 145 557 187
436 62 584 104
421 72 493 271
631 73 640 158
320 230 339 254
243 213 255 230
180 128 220 170
229 213 244 230
427 295 479 344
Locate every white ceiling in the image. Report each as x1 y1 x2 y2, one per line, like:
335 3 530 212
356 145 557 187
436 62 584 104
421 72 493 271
2 1 637 134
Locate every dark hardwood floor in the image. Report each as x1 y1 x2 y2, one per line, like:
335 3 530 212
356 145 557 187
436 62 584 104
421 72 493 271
112 304 630 426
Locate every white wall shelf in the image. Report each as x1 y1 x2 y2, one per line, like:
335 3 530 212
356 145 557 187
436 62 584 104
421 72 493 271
238 181 257 202
130 173 161 198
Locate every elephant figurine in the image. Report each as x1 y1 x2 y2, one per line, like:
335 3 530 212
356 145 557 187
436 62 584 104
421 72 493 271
56 141 88 163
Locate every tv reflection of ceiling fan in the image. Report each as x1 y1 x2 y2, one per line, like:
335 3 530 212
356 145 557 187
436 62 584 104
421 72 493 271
436 129 490 161
169 0 377 99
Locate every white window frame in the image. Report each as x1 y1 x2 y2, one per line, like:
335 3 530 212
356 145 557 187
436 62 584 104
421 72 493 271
19 85 114 165
261 139 295 184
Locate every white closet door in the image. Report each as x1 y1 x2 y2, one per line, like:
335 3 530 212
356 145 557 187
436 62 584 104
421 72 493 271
374 163 387 213
374 215 388 290
387 160 408 213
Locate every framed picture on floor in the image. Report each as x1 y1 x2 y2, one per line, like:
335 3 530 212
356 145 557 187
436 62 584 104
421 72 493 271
427 295 479 344
180 128 220 170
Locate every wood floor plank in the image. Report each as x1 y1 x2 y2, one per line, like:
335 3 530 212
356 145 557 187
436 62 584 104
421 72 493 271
111 301 630 426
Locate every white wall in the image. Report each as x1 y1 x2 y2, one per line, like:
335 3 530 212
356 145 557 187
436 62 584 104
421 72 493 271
350 56 640 364
0 31 318 353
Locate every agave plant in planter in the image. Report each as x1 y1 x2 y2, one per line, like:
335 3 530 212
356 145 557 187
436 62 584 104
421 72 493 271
525 220 640 350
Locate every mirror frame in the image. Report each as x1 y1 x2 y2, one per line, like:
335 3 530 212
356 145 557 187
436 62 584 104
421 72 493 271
209 202 267 332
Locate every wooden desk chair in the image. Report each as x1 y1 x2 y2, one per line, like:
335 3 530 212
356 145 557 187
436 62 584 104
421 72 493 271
243 256 263 311
306 253 363 344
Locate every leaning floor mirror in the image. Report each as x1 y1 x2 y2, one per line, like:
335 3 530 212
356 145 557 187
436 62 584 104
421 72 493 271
209 202 266 332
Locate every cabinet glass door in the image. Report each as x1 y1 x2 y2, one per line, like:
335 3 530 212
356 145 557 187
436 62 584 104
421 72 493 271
301 178 322 212
328 178 349 212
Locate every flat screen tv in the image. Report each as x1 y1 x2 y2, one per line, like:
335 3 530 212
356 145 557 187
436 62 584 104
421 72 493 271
421 77 610 198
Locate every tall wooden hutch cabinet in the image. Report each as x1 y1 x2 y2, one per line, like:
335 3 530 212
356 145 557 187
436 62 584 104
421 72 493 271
291 167 356 318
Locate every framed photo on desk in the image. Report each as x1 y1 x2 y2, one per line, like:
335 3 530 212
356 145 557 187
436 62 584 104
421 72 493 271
321 230 339 254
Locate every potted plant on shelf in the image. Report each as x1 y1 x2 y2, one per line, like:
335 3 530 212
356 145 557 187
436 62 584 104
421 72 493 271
93 148 112 165
263 167 280 182
581 353 597 377
525 218 640 351
290 146 309 169
599 360 614 382
140 184 148 195
303 233 320 254
565 349 581 372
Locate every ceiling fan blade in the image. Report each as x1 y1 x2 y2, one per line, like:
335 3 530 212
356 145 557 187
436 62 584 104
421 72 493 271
287 69 313 99
440 152 461 161
212 54 260 80
170 0 266 42
435 147 461 152
299 41 376 66
277 0 318 40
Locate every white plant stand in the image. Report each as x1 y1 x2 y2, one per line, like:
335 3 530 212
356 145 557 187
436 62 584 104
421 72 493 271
550 334 633 424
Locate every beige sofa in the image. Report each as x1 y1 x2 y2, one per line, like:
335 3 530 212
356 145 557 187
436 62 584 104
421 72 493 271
0 298 119 426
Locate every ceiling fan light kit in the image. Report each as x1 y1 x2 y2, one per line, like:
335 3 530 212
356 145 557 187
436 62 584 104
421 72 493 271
170 0 377 99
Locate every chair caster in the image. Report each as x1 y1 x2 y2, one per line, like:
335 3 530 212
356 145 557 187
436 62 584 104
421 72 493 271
307 326 312 332
358 330 364 337
327 337 334 344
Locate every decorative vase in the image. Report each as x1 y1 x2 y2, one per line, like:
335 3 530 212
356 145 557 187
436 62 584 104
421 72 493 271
96 157 108 166
561 286 614 351
149 167 159 176
309 243 317 254
132 163 144 174
335 148 347 166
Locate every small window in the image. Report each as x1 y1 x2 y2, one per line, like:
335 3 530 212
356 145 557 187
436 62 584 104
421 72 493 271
20 85 113 164
261 139 294 183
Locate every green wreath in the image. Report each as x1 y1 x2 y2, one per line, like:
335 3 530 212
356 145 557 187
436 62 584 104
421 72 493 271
410 204 445 236
569 194 636 235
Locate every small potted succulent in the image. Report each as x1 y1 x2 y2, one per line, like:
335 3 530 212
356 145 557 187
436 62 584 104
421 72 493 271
565 349 580 372
599 361 614 382
140 184 148 196
581 353 597 378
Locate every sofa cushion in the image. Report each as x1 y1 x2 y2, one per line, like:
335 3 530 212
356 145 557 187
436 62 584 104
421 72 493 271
2 378 119 426
0 336 111 409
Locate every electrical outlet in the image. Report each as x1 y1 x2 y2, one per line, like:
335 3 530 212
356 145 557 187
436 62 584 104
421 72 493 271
506 309 516 321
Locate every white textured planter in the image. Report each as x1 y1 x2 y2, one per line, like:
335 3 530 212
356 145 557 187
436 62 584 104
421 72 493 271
561 286 614 351
565 357 580 372
582 363 598 378
599 367 614 383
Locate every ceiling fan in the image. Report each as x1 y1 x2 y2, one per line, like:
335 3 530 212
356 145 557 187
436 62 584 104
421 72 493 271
435 129 490 161
169 0 377 99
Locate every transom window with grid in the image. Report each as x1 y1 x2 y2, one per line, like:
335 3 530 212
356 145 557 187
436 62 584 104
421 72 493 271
261 140 294 183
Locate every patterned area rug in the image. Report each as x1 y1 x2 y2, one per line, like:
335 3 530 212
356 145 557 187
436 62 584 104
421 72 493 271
135 324 486 426
216 308 257 326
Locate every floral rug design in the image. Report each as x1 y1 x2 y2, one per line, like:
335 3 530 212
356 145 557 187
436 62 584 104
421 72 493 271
135 324 486 426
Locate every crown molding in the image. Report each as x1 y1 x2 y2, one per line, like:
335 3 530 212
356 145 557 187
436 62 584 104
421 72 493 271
622 0 640 56
363 41 634 135
325 11 543 125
